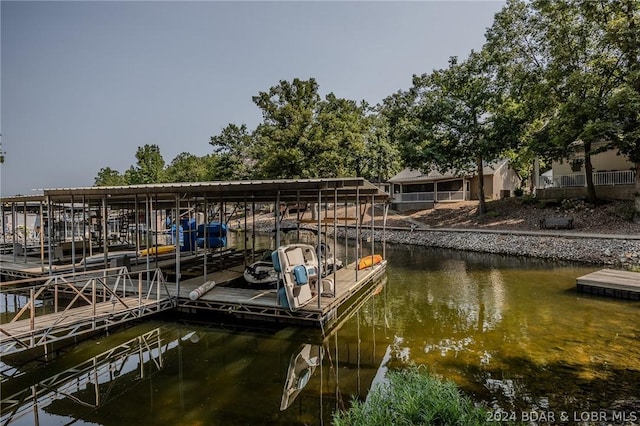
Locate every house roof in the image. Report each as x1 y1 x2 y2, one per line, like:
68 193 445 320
389 159 509 183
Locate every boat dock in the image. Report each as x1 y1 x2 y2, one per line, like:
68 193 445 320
176 259 387 329
1 178 390 356
576 268 640 299
0 267 175 356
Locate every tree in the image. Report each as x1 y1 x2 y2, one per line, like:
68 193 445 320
252 78 323 178
125 144 166 184
485 0 636 206
251 78 380 179
94 167 126 186
209 123 255 180
397 51 523 215
165 152 218 183
359 111 402 182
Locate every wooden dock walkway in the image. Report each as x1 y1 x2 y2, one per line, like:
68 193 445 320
576 269 640 300
0 267 175 355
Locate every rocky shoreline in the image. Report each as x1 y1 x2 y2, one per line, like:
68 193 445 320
344 227 640 269
256 220 640 269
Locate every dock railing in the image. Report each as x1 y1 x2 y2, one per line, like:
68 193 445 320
0 267 175 355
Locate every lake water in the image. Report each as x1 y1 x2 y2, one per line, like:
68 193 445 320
2 242 639 425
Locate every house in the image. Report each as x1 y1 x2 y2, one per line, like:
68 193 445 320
388 159 520 212
537 143 636 200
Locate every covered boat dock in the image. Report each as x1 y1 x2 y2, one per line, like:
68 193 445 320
1 178 390 337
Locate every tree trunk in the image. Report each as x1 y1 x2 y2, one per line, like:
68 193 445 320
583 145 598 204
476 155 487 215
635 162 640 216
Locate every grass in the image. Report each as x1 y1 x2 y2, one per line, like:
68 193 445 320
332 366 508 426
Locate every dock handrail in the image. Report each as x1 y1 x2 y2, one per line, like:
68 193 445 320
0 267 175 355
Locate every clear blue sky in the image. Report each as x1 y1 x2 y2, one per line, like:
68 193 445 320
1 1 505 197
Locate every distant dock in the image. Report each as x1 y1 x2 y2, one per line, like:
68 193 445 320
576 269 640 300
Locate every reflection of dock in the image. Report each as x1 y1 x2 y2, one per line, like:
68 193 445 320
577 269 640 299
1 327 169 424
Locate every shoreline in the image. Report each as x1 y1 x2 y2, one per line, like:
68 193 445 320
345 227 640 269
252 220 640 269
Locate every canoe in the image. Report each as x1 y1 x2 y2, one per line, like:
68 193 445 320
139 245 176 256
357 254 383 270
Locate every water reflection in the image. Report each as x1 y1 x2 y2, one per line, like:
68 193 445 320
2 244 640 424
384 244 640 414
1 278 390 425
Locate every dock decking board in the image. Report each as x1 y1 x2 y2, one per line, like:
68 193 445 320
576 269 640 299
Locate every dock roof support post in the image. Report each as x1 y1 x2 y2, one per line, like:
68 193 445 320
23 200 27 264
382 202 389 260
355 184 360 282
47 197 53 274
317 187 322 310
145 193 151 281
134 194 139 266
154 194 159 270
243 195 248 266
275 190 281 249
71 194 76 274
333 186 338 292
81 195 87 271
1 202 5 249
39 199 45 273
175 193 181 298
11 202 16 263
251 196 256 263
371 194 375 262
275 190 281 304
102 195 108 269
203 195 208 281
344 199 348 267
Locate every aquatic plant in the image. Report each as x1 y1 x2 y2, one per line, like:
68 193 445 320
332 366 499 426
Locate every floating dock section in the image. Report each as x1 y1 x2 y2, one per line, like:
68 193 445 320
576 269 640 300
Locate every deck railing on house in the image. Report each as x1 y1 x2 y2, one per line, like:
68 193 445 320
399 192 435 202
398 190 465 202
436 191 465 201
540 170 636 188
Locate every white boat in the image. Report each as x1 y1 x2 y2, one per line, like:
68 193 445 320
273 243 319 311
243 242 342 289
243 251 279 288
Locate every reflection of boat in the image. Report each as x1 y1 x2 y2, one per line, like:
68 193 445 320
357 254 383 270
273 244 318 311
244 242 343 289
280 344 323 411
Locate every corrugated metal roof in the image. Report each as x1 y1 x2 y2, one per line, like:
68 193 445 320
2 178 388 204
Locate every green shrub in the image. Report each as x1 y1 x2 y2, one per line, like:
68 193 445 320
513 187 524 197
519 195 538 206
332 366 500 426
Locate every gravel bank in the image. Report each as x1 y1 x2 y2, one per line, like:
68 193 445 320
254 219 640 268
344 227 640 269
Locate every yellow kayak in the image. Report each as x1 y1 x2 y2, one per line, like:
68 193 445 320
139 245 176 256
357 254 383 270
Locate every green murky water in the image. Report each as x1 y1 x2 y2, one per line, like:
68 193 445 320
2 243 639 425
